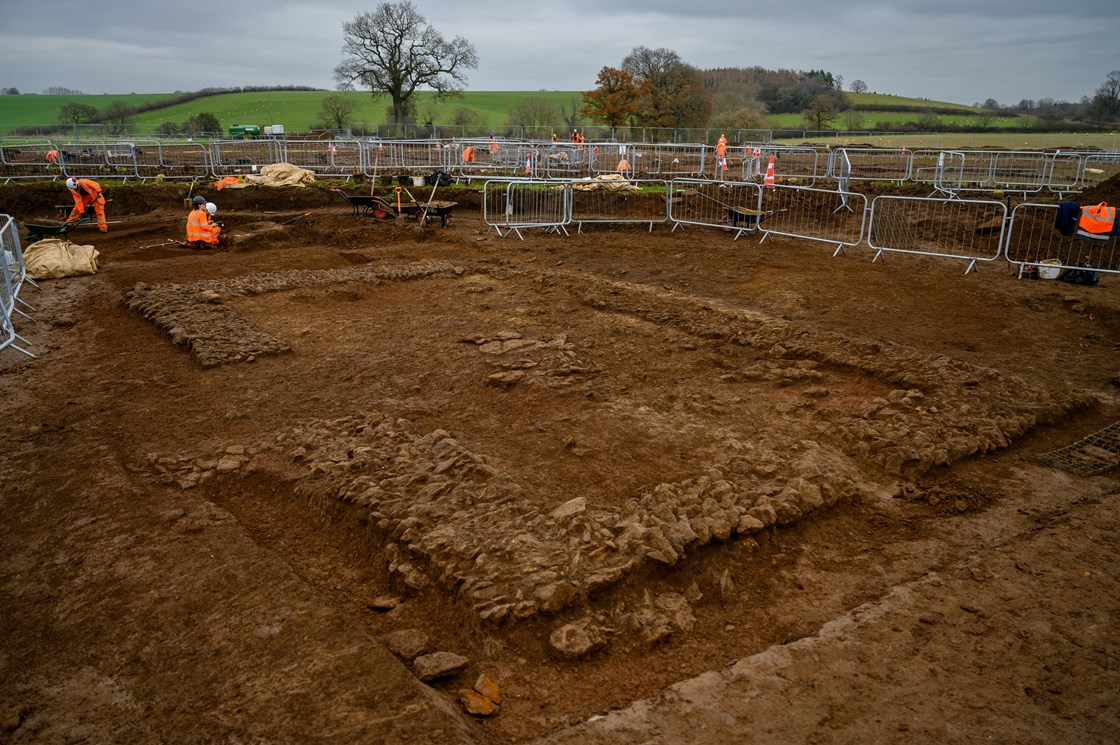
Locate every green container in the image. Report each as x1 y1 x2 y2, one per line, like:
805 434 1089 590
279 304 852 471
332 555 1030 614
228 124 261 139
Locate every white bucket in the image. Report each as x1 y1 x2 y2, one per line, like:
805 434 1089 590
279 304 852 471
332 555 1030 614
1038 260 1062 280
411 175 426 187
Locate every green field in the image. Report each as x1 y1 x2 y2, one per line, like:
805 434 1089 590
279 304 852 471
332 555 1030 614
0 91 588 133
0 90 1010 136
767 112 1024 129
843 92 981 112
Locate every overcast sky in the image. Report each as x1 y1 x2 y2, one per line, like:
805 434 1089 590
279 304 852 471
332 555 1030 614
2 0 1117 107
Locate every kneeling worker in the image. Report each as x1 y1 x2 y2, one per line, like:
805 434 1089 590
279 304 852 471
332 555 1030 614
65 177 108 233
186 201 222 249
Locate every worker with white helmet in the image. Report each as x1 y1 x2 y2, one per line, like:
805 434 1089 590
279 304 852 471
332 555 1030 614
185 200 223 249
65 177 107 233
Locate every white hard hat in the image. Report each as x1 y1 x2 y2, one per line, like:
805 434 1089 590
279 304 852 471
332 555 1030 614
205 202 217 216
66 177 78 190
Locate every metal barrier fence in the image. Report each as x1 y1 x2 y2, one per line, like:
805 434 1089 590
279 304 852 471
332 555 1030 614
748 144 824 185
867 195 1006 273
284 138 363 177
482 180 570 239
1004 203 1119 278
211 140 285 177
757 184 869 254
569 179 669 232
667 178 763 239
1 137 1117 197
1081 153 1120 190
0 141 62 181
835 147 913 183
0 214 35 358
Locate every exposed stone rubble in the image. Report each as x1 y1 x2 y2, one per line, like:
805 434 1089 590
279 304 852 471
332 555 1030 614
277 412 865 625
460 331 602 389
124 260 462 366
145 445 260 489
562 271 1091 478
413 651 469 682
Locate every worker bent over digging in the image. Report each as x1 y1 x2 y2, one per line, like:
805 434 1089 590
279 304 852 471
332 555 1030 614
185 202 222 249
65 177 107 233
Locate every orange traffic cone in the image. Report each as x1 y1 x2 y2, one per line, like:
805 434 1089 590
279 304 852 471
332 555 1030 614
525 154 532 173
764 154 775 188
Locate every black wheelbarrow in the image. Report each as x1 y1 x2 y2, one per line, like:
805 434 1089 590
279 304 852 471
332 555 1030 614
22 220 76 242
370 191 457 228
331 188 381 216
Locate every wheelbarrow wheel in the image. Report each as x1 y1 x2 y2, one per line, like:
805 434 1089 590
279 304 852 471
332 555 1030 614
441 213 451 228
372 206 389 219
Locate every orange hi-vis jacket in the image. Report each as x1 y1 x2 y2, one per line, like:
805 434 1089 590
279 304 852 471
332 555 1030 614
68 178 108 230
70 178 104 206
1078 202 1116 235
186 207 221 245
462 146 475 163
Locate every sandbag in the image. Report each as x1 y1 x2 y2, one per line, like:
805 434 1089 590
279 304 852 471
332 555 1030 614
24 238 100 279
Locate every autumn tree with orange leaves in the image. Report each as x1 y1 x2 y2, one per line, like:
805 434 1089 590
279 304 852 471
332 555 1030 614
579 67 641 128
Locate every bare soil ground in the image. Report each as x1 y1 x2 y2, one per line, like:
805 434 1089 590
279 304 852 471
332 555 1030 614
1 180 1118 744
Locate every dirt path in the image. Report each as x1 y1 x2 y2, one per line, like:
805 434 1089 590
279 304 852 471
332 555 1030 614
1 183 1117 743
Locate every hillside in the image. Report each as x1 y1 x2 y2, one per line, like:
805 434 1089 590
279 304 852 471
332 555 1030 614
0 89 1014 135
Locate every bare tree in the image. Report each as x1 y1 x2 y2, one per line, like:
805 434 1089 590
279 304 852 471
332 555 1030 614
849 79 868 94
58 102 99 125
102 100 135 135
506 97 561 130
621 46 711 130
334 1 478 126
319 95 357 130
802 95 838 129
1090 70 1120 121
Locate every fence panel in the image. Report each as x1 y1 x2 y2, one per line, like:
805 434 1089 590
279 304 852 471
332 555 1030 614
284 139 364 176
453 138 531 180
1045 152 1082 193
835 147 912 182
154 142 212 180
0 214 35 358
1080 153 1120 190
747 144 824 185
757 184 868 253
867 195 1006 272
482 180 569 239
541 143 591 179
1004 203 1119 278
211 140 284 176
667 178 763 238
0 141 59 181
569 179 669 231
990 151 1048 193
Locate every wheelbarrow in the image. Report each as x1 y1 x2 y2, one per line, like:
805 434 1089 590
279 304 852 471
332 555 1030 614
22 219 76 242
370 187 457 227
331 188 381 216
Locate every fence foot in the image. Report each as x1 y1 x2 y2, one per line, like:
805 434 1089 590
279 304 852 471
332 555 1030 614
833 244 846 257
964 258 977 275
872 249 885 263
759 231 770 245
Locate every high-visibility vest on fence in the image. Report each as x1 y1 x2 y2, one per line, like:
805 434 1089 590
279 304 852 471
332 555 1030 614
1078 202 1115 235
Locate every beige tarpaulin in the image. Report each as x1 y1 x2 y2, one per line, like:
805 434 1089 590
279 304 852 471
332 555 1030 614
571 174 639 192
24 238 100 279
213 163 317 189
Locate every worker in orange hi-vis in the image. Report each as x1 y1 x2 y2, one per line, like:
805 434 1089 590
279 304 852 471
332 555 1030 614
617 157 631 174
716 133 727 159
185 202 223 249
65 177 107 232
488 133 499 153
462 145 476 163
46 148 60 165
